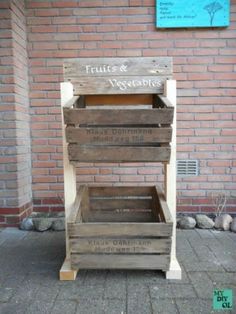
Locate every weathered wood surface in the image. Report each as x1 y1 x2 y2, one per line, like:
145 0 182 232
70 238 171 254
80 186 90 222
63 108 174 125
70 254 170 270
66 127 172 145
68 145 170 162
85 211 154 223
71 77 171 95
67 185 86 223
154 186 173 223
64 57 172 77
89 186 153 197
59 258 78 281
90 198 152 210
68 222 172 237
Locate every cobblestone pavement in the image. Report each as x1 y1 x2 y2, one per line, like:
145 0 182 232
0 228 235 314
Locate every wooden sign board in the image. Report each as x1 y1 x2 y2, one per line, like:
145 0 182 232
156 0 230 28
64 57 172 95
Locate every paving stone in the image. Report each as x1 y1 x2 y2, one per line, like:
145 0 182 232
177 248 200 263
11 279 40 303
0 288 14 302
175 298 215 314
58 284 105 301
34 285 59 303
196 229 216 239
0 301 30 314
149 284 172 299
104 299 126 314
26 300 54 314
188 272 216 299
127 270 167 285
83 270 107 286
104 270 126 299
0 228 28 240
151 298 178 314
51 300 77 314
207 272 236 285
190 243 217 262
184 261 224 272
76 298 105 314
127 284 152 314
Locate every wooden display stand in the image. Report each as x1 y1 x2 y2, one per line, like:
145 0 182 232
59 57 181 280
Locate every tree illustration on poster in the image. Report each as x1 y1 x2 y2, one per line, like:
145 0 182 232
156 0 230 28
204 2 223 25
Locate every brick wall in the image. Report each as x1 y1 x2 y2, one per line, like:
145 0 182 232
26 0 236 214
0 0 32 226
1 0 236 225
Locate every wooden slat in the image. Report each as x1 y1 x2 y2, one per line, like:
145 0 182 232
64 57 172 77
71 254 170 270
86 211 154 223
70 238 171 254
80 186 90 222
69 76 170 95
68 222 172 237
63 96 80 109
59 258 78 281
66 127 172 145
155 186 173 223
68 146 170 162
157 95 174 108
90 198 152 210
63 108 174 125
67 186 86 223
85 94 153 106
89 186 153 197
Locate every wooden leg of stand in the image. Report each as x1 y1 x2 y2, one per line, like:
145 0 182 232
60 258 78 281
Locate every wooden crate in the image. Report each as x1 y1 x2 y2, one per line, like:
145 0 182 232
63 95 174 163
67 185 173 271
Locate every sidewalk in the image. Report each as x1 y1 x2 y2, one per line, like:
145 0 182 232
0 228 235 314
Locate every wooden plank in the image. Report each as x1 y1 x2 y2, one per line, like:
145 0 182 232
64 57 172 78
68 222 172 237
70 254 170 270
68 146 170 162
85 94 153 106
152 194 164 222
59 258 78 281
63 108 174 125
66 127 172 145
86 211 154 223
70 238 171 254
157 95 174 108
90 198 152 210
71 76 171 95
80 185 90 222
155 186 173 224
63 96 80 108
61 82 77 258
67 185 86 223
89 186 153 197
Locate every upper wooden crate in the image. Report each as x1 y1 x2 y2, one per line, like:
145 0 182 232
63 57 174 163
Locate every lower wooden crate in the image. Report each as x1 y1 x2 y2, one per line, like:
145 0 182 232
67 185 173 271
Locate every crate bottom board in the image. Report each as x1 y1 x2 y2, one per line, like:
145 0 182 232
70 254 170 270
